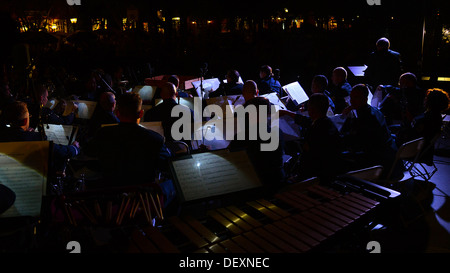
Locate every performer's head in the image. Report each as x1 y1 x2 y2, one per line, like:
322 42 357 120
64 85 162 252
331 67 348 86
4 101 30 130
160 82 178 100
350 84 370 110
308 93 329 121
425 88 450 113
100 92 116 112
376 37 390 52
116 92 143 123
242 80 259 101
311 75 328 94
259 65 272 79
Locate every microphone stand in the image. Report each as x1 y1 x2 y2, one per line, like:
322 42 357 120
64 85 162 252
95 70 116 94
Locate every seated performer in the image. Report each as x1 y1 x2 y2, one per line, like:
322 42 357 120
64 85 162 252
329 67 352 114
83 93 174 204
340 84 401 179
0 101 80 175
227 80 285 192
144 82 194 143
210 69 243 97
280 93 344 182
396 88 450 165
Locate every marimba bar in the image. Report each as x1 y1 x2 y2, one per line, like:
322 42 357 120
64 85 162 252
126 178 400 253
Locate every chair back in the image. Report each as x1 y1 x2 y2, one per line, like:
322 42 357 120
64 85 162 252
346 165 384 182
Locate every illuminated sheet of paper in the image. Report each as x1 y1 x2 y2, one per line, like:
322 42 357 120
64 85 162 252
261 92 287 110
0 141 49 218
154 97 196 112
72 100 97 119
347 65 367 77
329 114 348 132
133 85 157 101
223 76 244 84
283 82 309 106
276 115 301 141
171 150 262 202
139 121 165 137
44 124 74 145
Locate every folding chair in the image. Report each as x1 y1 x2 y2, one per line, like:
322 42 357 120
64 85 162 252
408 133 441 181
386 137 425 181
346 165 384 183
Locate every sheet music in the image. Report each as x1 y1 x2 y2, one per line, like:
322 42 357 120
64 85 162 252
171 150 262 202
347 65 367 77
261 92 287 110
329 113 350 132
282 82 309 106
223 76 244 84
44 124 74 145
139 121 165 137
276 115 302 141
154 97 195 111
192 78 221 98
0 141 49 218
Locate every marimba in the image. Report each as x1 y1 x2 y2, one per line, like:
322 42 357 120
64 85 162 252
126 176 401 253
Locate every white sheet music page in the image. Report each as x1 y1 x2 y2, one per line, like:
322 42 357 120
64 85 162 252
44 124 73 145
0 141 49 218
282 82 309 106
171 150 262 201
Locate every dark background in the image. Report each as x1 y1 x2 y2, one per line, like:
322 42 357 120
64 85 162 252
1 0 450 96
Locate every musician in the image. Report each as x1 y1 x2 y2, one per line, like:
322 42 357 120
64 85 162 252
280 93 344 182
0 101 80 175
84 91 120 141
167 75 191 98
329 67 352 114
257 65 282 96
340 84 401 179
311 75 335 113
396 88 450 165
144 82 194 143
228 80 285 191
209 70 243 97
379 72 425 126
83 93 172 192
364 37 403 89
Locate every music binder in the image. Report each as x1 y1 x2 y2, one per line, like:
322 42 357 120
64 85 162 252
282 82 309 107
170 150 262 203
44 124 78 145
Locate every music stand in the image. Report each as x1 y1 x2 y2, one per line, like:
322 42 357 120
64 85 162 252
169 149 263 203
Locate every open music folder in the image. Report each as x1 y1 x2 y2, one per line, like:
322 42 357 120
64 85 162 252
0 141 49 218
170 150 262 202
44 124 78 145
282 81 309 107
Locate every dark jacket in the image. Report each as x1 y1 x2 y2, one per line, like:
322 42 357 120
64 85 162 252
329 81 352 114
294 115 343 181
340 104 399 177
228 97 285 190
83 122 170 186
144 98 193 142
364 49 403 88
258 76 282 96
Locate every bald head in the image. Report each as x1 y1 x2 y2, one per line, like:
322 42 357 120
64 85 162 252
376 37 390 51
161 82 177 100
100 92 116 112
242 80 259 101
332 67 348 86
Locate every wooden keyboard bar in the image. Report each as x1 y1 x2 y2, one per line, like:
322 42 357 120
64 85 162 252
168 216 209 248
247 200 281 221
207 210 243 235
217 207 253 232
142 226 180 253
181 215 220 244
226 206 262 228
256 199 290 218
